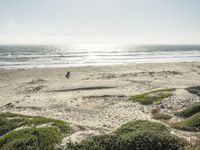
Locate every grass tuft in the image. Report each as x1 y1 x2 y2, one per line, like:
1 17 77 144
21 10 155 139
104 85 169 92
22 117 71 134
0 117 26 136
185 86 200 96
128 88 175 105
173 113 200 132
0 112 71 136
176 102 200 118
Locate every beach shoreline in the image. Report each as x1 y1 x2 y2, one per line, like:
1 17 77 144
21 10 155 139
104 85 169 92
1 62 200 142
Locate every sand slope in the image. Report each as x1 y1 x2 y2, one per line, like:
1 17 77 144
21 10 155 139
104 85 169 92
0 62 200 142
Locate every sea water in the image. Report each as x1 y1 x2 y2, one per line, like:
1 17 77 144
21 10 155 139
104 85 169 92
0 44 200 68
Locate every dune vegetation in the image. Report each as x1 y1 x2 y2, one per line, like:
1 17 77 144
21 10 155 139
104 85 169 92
173 113 200 132
185 86 200 97
67 120 186 150
176 102 200 118
128 88 175 105
2 94 200 150
0 112 71 150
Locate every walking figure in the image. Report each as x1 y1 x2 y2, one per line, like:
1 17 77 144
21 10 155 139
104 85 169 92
65 71 70 78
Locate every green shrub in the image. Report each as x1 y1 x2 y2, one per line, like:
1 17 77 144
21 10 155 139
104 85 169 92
152 113 172 120
115 120 169 134
128 89 175 105
185 86 200 96
176 102 200 118
67 120 186 150
173 113 200 131
0 112 71 150
0 117 26 136
0 112 71 136
0 127 62 150
22 117 71 134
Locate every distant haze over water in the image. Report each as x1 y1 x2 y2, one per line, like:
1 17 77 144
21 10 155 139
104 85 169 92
0 44 200 68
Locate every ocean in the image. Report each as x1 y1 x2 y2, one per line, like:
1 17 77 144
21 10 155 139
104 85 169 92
0 44 200 69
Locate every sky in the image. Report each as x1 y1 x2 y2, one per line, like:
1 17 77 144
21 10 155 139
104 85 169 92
0 0 200 44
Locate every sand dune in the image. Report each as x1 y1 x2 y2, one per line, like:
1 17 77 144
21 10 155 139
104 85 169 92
0 62 200 143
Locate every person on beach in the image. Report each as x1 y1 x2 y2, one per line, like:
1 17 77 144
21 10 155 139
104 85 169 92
65 71 70 78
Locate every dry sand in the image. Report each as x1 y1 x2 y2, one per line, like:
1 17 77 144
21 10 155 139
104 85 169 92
0 62 200 142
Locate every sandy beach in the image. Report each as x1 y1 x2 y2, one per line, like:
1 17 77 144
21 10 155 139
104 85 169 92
0 62 200 143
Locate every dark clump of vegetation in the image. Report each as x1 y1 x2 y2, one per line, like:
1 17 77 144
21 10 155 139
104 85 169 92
128 88 175 105
151 107 161 114
0 127 62 150
21 117 71 134
173 113 200 132
0 116 26 136
0 112 71 150
151 107 172 120
152 113 172 120
67 120 186 150
186 86 200 97
0 112 71 136
114 120 169 134
176 102 200 118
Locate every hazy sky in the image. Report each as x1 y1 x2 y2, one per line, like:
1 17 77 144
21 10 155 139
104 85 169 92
0 0 200 44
